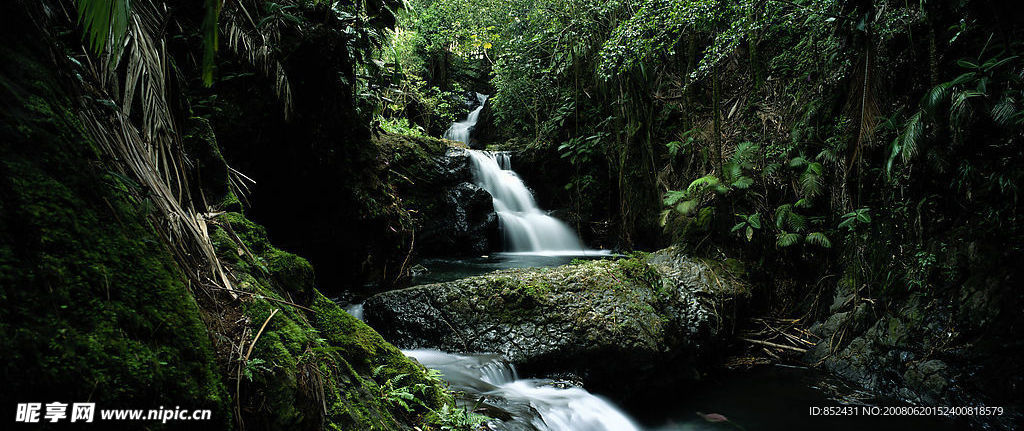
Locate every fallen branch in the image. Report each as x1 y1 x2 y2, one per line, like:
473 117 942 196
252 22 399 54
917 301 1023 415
245 308 279 362
741 337 808 353
207 284 315 312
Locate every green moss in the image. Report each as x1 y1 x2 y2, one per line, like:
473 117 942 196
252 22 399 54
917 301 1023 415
210 207 455 429
311 291 451 411
0 41 229 427
617 254 660 289
212 212 314 297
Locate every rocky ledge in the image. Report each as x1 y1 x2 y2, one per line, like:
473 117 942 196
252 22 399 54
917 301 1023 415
363 248 749 393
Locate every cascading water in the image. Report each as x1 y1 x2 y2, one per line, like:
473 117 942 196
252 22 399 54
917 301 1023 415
404 349 640 431
443 94 604 255
444 93 489 145
467 151 589 253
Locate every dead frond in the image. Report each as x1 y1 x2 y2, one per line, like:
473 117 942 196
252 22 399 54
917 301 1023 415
222 0 295 118
66 0 238 298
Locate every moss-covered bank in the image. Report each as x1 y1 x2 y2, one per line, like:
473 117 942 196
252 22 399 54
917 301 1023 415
0 15 229 426
0 5 472 428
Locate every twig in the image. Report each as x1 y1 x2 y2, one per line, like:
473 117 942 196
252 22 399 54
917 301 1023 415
741 337 808 353
207 284 315 312
245 308 279 362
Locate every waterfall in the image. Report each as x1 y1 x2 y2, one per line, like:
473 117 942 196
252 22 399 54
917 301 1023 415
443 93 603 255
405 349 640 431
443 93 489 145
467 150 588 253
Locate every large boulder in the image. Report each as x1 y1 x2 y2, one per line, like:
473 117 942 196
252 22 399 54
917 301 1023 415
393 144 499 256
363 248 748 393
420 181 498 255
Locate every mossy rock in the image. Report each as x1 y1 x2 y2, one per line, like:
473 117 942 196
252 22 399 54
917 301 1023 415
210 212 315 298
363 249 748 395
209 210 455 430
0 30 229 428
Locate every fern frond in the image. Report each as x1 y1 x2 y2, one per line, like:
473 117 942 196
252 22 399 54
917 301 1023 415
774 204 792 229
663 190 686 206
675 199 700 216
762 163 781 177
900 110 924 162
805 232 832 248
776 232 800 248
686 175 722 196
696 206 715 231
799 162 823 198
732 176 753 189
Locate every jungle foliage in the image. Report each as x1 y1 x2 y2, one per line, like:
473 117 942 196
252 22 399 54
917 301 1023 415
382 0 1024 310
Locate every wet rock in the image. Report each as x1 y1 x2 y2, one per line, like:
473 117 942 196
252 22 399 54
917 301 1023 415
808 261 1024 429
471 100 497 149
363 248 749 393
903 360 949 404
406 148 499 255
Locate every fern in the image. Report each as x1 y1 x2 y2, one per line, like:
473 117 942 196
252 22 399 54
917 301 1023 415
776 232 800 247
805 232 832 248
731 176 754 189
799 162 824 198
696 206 715 231
675 199 700 216
663 190 686 206
788 156 808 168
686 175 724 195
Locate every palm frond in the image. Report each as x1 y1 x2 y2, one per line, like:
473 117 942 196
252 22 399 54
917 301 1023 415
77 0 130 55
223 2 294 118
921 82 951 115
74 0 238 297
991 96 1018 126
950 89 979 127
776 232 800 248
900 110 924 163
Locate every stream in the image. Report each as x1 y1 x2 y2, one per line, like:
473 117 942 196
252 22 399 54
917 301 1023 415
351 93 960 431
401 346 958 431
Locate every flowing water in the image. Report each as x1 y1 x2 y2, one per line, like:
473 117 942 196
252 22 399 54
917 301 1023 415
444 93 489 145
443 93 609 256
396 348 959 431
467 150 600 254
355 94 964 431
404 349 640 431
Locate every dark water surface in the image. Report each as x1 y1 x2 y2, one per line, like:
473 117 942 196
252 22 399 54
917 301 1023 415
619 364 960 431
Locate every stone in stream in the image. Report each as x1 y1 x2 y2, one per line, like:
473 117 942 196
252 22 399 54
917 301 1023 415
363 247 750 395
